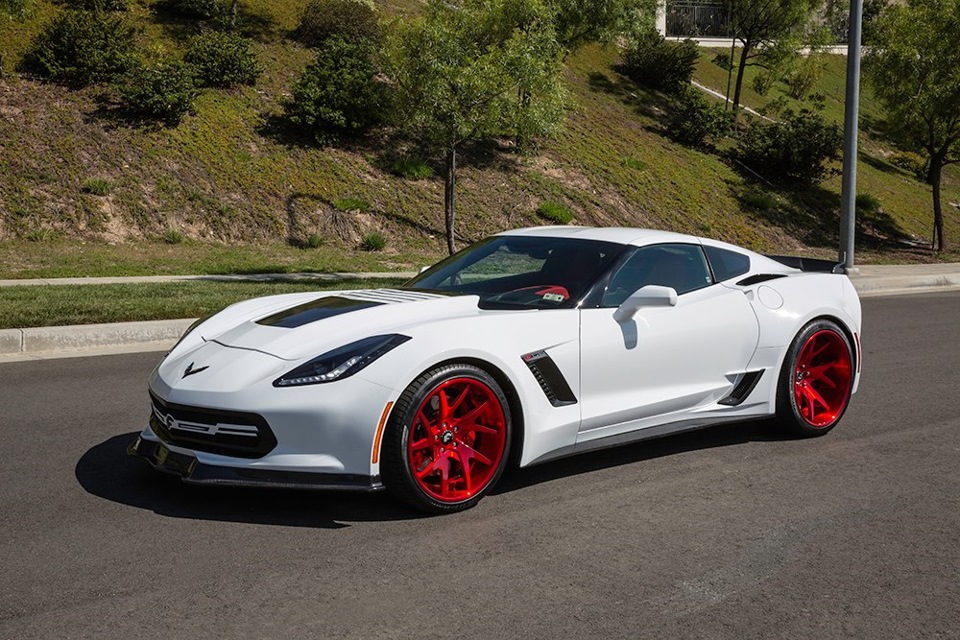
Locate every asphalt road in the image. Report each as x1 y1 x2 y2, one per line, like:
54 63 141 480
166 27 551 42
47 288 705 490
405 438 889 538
2 292 959 639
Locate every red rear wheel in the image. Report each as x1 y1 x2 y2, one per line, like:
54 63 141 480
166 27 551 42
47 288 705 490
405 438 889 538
793 329 853 428
382 364 511 513
778 319 855 436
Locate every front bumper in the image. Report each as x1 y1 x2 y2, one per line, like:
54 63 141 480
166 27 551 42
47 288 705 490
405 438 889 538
128 435 384 491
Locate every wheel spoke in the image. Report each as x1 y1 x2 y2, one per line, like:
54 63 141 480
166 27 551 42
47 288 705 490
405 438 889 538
438 388 450 422
449 385 471 413
458 441 492 467
806 385 830 413
457 401 490 429
410 438 433 452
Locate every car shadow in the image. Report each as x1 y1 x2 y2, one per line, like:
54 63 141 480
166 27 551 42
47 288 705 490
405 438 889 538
493 419 791 494
75 433 424 530
79 422 791 526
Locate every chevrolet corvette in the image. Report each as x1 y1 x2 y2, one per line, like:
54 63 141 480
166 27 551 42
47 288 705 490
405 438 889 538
129 227 862 512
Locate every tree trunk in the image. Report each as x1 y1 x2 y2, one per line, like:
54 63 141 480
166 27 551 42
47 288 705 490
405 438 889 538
444 147 456 255
930 156 945 251
731 40 751 120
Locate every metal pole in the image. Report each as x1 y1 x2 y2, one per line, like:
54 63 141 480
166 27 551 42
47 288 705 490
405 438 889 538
839 0 863 274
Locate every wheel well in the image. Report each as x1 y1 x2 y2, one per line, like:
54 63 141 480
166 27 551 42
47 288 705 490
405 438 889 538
808 314 858 372
430 357 526 468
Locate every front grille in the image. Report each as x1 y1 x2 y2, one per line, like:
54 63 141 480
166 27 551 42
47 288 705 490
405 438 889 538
149 392 277 459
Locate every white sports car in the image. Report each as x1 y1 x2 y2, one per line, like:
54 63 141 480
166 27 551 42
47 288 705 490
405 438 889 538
130 227 862 512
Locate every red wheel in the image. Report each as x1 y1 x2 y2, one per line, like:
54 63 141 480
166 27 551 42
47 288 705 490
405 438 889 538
382 364 511 512
777 319 854 436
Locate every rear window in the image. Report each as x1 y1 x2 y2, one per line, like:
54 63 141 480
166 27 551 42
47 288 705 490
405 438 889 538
705 246 750 282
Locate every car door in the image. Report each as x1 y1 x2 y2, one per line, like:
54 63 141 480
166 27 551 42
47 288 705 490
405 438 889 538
577 243 760 444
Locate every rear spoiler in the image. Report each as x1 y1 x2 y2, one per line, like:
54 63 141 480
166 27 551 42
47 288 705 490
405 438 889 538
765 255 844 274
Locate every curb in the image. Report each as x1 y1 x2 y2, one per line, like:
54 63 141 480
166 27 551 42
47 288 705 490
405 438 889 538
0 318 195 357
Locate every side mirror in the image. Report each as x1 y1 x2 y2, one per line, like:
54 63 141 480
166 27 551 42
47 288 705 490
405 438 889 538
613 285 678 323
418 265 430 274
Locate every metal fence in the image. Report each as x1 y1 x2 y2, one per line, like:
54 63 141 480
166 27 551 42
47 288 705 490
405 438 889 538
666 1 733 38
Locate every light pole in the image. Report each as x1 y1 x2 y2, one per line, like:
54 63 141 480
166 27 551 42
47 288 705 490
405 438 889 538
839 0 864 274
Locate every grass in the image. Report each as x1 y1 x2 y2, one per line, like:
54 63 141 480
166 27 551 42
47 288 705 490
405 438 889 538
360 231 387 251
391 158 434 180
81 178 112 196
0 239 437 279
0 278 407 329
333 196 371 212
537 201 574 224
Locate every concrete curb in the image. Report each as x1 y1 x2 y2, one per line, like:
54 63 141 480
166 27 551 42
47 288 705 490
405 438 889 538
0 319 195 357
0 272 416 287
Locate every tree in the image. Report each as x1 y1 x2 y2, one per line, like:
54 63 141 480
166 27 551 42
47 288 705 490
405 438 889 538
548 0 656 57
727 0 818 117
868 0 960 251
384 0 566 254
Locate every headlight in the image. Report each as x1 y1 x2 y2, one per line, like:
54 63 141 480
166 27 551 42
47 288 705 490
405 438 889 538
273 334 411 387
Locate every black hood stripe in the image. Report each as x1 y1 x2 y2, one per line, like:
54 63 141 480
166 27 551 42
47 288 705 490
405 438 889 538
256 297 383 329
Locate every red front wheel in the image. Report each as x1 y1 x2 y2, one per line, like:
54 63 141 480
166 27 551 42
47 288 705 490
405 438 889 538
777 319 854 436
381 364 512 513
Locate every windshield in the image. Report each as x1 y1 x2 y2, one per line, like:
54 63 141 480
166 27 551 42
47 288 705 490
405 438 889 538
406 236 626 309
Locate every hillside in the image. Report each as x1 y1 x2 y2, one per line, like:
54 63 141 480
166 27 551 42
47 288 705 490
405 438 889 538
1 0 958 279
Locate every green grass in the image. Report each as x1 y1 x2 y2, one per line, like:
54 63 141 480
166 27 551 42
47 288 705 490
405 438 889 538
537 201 574 224
0 239 437 279
81 178 112 196
0 278 407 329
360 231 387 251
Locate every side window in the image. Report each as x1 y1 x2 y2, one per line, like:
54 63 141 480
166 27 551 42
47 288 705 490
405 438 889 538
601 244 713 307
704 246 751 282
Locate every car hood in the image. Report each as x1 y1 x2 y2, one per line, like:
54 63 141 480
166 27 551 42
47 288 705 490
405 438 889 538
207 288 480 360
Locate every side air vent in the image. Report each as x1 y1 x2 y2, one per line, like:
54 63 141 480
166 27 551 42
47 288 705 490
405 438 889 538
521 350 577 407
736 274 787 286
719 370 764 406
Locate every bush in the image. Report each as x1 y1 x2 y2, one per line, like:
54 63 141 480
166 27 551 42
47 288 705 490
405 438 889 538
752 70 776 96
391 158 434 180
306 233 324 248
19 10 136 85
156 0 218 19
163 228 185 244
293 0 380 48
855 193 882 214
82 178 111 195
889 151 927 180
360 232 386 251
712 51 731 70
667 86 730 147
537 201 573 224
117 58 199 124
741 188 777 211
333 196 370 211
734 109 842 185
783 56 824 100
56 0 128 10
284 37 382 142
184 31 262 88
620 30 698 94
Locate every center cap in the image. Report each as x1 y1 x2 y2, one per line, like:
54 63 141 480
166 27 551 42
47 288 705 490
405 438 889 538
441 430 454 445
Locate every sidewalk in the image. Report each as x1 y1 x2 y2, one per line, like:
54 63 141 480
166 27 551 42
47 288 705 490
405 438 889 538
1 264 958 361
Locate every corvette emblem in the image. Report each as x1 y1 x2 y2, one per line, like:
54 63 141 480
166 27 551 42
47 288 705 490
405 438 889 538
182 362 210 379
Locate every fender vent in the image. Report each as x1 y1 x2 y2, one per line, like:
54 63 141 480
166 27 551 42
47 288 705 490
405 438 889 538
521 350 577 407
736 274 787 286
719 370 764 406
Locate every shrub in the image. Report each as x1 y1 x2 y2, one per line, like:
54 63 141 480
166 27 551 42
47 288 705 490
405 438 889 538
667 86 730 147
117 58 198 124
333 196 370 211
391 158 434 180
184 31 262 88
293 0 380 48
537 201 573 224
155 0 218 19
855 193 881 214
19 10 136 85
752 70 776 96
360 232 386 251
283 37 382 142
620 29 698 94
741 188 777 211
734 109 842 185
783 56 824 100
712 51 731 70
82 178 111 195
56 0 128 10
306 233 324 248
889 151 927 180
163 228 185 244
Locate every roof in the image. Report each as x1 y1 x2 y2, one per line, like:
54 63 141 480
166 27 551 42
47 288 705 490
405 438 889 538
497 226 702 246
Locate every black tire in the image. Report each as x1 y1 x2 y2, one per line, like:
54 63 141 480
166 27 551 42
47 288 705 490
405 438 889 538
381 363 512 513
776 318 855 437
